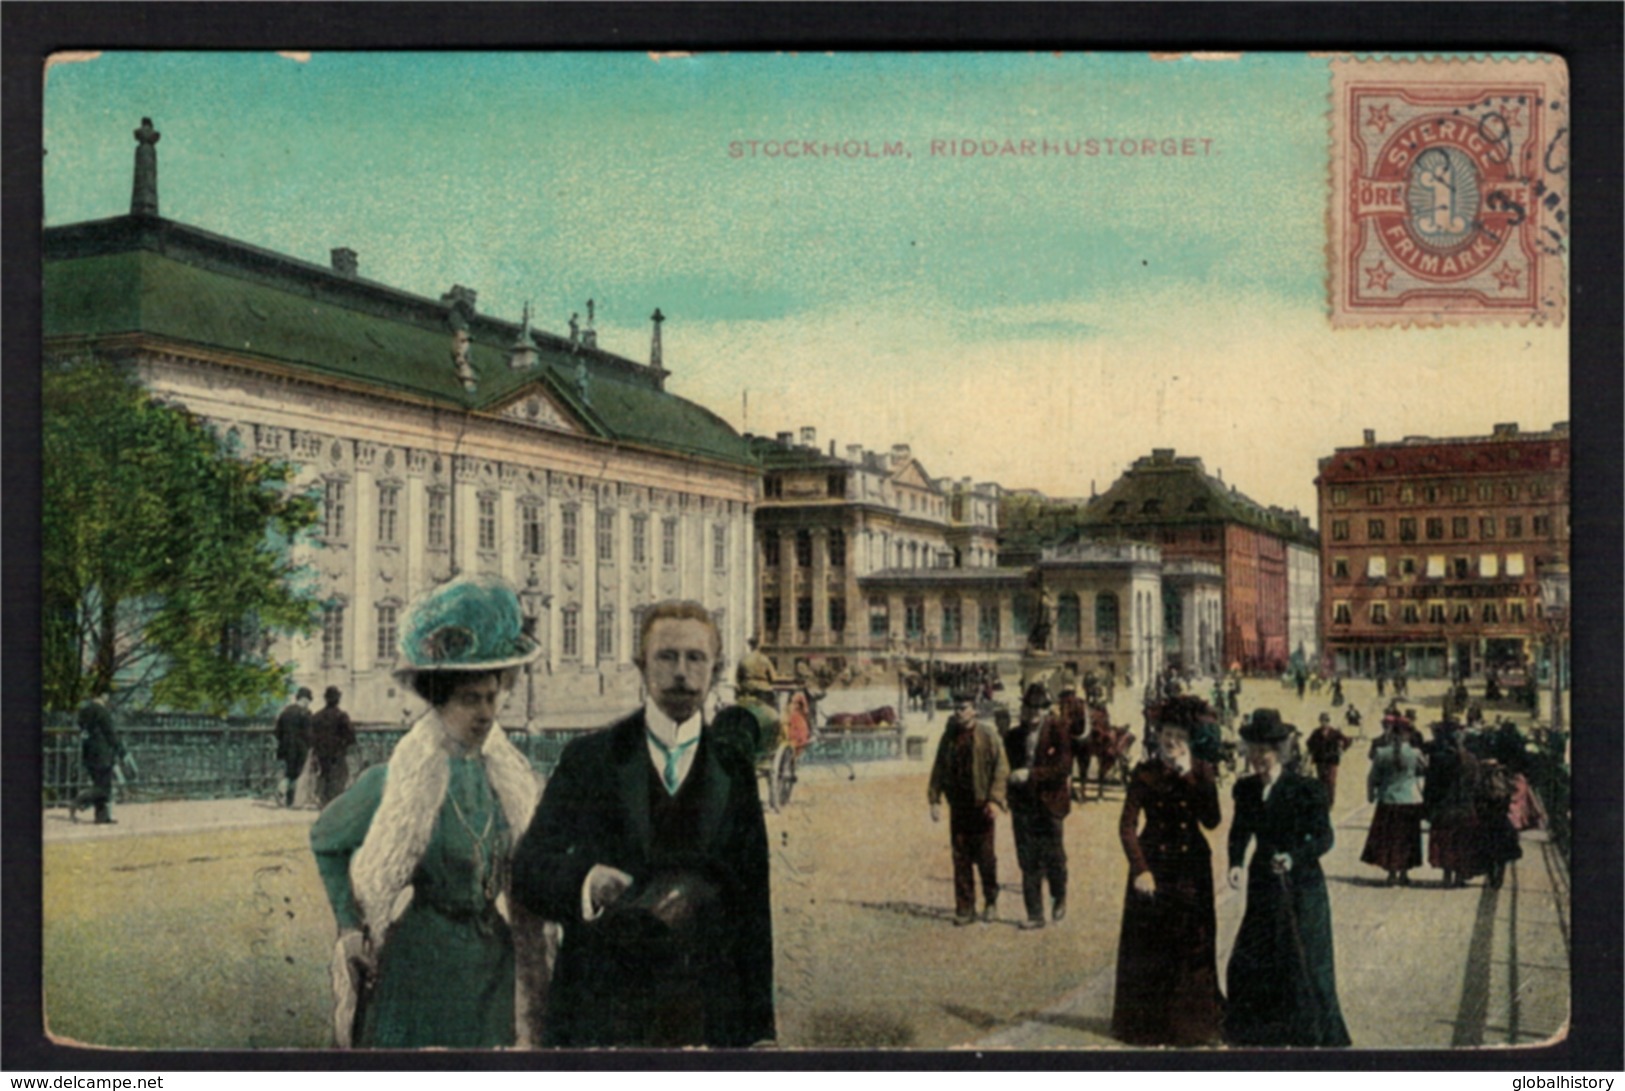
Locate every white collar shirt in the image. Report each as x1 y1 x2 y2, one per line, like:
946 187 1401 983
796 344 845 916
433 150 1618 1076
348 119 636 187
643 699 705 794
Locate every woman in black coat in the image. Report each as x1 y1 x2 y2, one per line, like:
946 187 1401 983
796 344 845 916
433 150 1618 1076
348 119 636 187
1224 709 1351 1048
1111 698 1225 1046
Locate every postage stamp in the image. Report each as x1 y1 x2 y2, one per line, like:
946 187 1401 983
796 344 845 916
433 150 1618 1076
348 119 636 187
1329 56 1569 327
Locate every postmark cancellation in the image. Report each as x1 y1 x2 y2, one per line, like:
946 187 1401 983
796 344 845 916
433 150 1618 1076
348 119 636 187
1329 56 1568 328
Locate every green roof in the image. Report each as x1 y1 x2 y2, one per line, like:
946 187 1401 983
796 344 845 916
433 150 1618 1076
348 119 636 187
44 217 754 468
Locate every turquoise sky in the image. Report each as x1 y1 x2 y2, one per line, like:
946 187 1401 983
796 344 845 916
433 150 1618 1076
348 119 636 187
44 52 1567 515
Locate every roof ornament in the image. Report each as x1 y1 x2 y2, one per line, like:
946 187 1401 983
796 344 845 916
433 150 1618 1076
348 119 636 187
575 357 592 407
568 311 581 347
582 298 598 349
448 312 478 392
650 307 666 369
131 117 160 216
508 301 538 371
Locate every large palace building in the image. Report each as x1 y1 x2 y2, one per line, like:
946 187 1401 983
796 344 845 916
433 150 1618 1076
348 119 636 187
44 122 759 726
1314 423 1570 679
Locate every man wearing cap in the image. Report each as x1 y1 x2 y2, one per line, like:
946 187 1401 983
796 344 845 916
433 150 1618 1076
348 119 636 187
1004 683 1073 928
309 686 356 809
511 600 774 1048
928 690 1010 925
1304 712 1352 811
274 687 314 807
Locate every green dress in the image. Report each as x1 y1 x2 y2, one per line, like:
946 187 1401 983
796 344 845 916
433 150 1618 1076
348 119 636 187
311 757 516 1048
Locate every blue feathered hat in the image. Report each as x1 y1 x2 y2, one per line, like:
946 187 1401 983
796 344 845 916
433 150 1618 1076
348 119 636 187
395 574 541 676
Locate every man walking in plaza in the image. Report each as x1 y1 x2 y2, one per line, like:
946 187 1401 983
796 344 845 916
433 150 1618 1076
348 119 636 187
929 688 1010 925
1004 683 1073 928
308 686 355 808
273 686 313 807
1305 711 1353 810
511 601 774 1048
71 694 130 824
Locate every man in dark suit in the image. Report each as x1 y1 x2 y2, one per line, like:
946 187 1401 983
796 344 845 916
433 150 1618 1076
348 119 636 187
71 695 129 824
308 686 354 808
1004 683 1073 928
273 687 313 807
511 601 774 1048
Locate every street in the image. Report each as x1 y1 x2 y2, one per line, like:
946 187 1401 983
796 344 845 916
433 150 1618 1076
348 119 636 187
41 676 1568 1051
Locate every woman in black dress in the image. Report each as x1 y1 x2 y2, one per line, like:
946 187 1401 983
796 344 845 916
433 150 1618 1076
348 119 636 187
1224 708 1351 1047
1111 696 1224 1046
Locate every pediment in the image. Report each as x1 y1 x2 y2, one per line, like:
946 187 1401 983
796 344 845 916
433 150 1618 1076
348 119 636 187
492 387 585 434
890 459 936 492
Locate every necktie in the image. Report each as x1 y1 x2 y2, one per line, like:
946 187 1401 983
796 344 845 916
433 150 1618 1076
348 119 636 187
649 732 699 795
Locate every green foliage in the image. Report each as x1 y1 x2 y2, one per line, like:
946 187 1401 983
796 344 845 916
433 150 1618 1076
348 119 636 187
42 355 321 714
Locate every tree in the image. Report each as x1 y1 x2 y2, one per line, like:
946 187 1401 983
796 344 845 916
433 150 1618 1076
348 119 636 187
43 354 321 714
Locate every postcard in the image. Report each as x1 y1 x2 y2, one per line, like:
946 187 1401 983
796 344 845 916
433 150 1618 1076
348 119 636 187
38 50 1572 1055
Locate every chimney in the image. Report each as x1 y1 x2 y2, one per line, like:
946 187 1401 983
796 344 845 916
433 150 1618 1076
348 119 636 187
508 302 538 371
1152 448 1175 462
846 444 864 463
1363 429 1376 445
582 298 598 349
131 117 160 216
891 443 911 467
331 248 359 278
1492 422 1519 437
649 308 667 385
800 426 817 448
776 431 794 447
442 285 478 322
829 440 836 457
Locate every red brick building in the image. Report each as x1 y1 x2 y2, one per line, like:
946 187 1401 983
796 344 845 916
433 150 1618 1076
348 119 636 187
1315 422 1570 679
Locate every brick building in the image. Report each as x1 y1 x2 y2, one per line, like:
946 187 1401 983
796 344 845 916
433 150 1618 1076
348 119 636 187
1315 423 1570 679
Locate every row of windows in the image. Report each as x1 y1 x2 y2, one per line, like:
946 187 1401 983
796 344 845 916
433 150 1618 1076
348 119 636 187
1329 513 1553 543
763 529 847 568
766 592 1126 647
321 601 632 665
1328 552 1529 582
1329 480 1553 506
320 483 726 568
1331 600 1529 626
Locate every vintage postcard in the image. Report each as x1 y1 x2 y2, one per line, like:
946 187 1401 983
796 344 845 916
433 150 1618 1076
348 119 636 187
36 50 1574 1057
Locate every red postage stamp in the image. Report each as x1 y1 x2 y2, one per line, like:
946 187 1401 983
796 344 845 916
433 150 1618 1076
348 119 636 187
1329 56 1568 327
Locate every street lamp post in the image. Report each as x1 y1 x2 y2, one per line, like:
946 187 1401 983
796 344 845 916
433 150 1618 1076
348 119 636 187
1537 562 1569 738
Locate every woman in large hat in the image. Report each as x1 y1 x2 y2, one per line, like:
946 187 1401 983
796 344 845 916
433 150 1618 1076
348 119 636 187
1362 710 1426 885
1224 708 1351 1047
1110 694 1225 1046
310 575 553 1048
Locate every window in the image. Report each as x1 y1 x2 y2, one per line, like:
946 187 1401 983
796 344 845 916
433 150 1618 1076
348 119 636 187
764 476 783 499
1532 515 1552 536
1399 485 1415 504
1366 486 1384 504
1057 593 1081 638
1452 556 1471 579
941 597 962 645
1503 483 1519 501
1452 516 1469 539
902 598 926 641
377 485 399 545
597 608 615 658
761 529 779 567
1424 485 1440 503
1095 592 1120 646
795 530 813 568
829 528 846 567
1402 603 1421 624
427 490 448 550
1399 556 1417 577
1479 554 1499 578
562 607 579 658
1331 558 1350 579
1396 517 1417 543
796 596 814 633
1428 602 1447 624
1367 556 1387 579
1426 555 1446 578
1331 520 1349 542
1505 553 1526 577
1367 519 1386 541
829 596 847 634
712 525 727 570
561 508 579 559
375 604 398 660
1482 603 1499 624
1141 498 1162 515
764 597 781 635
1200 527 1218 544
658 518 677 566
1426 517 1444 541
1478 482 1495 501
322 603 345 664
1370 602 1389 625
979 601 1000 647
1332 602 1352 625
868 597 889 639
323 479 347 539
1453 603 1472 623
478 495 497 552
521 501 544 557
597 509 615 562
1531 482 1548 499
1508 601 1526 623
1480 516 1496 539
827 473 846 498
1331 487 1348 505
1452 483 1470 502
1505 516 1522 539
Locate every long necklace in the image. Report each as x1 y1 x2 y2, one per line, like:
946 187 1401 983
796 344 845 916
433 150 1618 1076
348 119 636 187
446 766 502 906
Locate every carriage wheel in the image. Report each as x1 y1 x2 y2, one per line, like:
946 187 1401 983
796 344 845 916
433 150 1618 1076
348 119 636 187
770 743 798 811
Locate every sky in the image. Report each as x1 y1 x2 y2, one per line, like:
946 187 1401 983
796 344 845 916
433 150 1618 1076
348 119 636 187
43 51 1568 519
